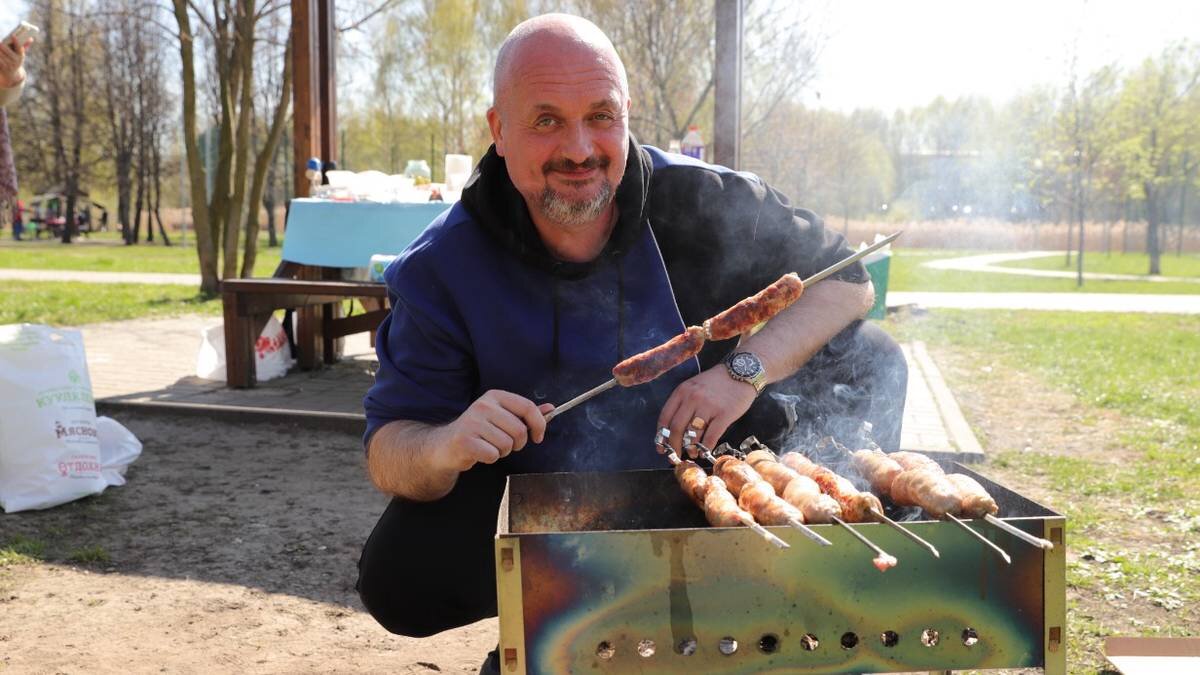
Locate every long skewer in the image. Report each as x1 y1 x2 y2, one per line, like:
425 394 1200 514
659 430 788 550
945 513 1011 564
868 508 941 558
546 232 903 421
983 514 1054 550
832 516 897 571
543 379 617 422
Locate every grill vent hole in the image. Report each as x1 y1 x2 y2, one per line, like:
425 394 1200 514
757 634 779 653
840 632 859 650
800 633 819 651
636 639 656 658
880 630 899 648
718 637 739 655
921 629 940 647
962 628 979 647
676 638 697 656
596 641 615 660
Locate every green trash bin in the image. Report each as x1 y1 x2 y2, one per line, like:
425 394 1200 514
864 254 891 320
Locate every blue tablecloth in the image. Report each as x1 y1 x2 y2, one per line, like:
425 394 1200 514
281 199 453 268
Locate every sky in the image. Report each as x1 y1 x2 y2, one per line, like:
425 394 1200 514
811 0 1200 113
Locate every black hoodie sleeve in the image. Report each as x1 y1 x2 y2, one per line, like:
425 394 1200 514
649 164 868 369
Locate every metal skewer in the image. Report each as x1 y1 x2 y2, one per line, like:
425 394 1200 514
869 508 941 558
543 378 618 421
983 514 1054 549
545 231 903 421
945 513 1012 564
832 516 897 571
659 429 789 550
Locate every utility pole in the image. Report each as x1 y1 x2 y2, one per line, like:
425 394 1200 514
713 0 743 169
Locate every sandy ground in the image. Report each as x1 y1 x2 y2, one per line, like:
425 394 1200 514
0 412 496 674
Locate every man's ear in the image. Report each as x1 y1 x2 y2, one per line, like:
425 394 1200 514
486 107 505 157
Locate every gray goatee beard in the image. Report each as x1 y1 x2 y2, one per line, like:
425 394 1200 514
538 179 615 228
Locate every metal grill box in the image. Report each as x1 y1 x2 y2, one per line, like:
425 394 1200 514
495 465 1065 674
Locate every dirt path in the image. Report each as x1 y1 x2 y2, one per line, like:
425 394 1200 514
0 412 496 674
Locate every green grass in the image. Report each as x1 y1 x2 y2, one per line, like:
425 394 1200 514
889 249 1200 294
883 309 1200 671
66 545 111 565
995 251 1200 278
0 281 222 326
0 535 46 566
0 231 284 275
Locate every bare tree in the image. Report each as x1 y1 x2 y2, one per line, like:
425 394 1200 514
173 0 292 293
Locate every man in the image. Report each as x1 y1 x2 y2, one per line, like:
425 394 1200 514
358 12 907 665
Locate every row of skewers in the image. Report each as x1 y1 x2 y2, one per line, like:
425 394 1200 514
661 425 1053 572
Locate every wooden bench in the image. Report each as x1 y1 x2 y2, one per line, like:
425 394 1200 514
220 263 389 388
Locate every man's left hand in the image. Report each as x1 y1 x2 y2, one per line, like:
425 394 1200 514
657 366 757 457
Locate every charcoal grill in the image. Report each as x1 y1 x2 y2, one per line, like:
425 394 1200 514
494 463 1065 674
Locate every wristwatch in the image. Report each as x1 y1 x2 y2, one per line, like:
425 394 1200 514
725 351 767 393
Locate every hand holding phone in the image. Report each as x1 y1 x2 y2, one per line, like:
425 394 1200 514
5 21 39 49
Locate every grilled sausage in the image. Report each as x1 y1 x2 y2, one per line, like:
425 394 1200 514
612 326 706 387
703 273 805 340
891 467 961 518
946 473 999 518
780 452 883 523
851 449 904 495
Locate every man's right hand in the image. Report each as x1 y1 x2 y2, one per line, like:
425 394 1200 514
434 390 554 473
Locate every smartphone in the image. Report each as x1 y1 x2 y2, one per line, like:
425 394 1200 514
4 21 40 47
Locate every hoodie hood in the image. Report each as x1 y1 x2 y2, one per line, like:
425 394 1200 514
460 136 653 281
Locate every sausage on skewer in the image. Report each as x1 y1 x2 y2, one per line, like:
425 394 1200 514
704 273 805 340
850 449 904 495
665 450 789 549
779 452 884 523
612 326 706 387
744 450 842 524
760 451 897 571
711 455 832 547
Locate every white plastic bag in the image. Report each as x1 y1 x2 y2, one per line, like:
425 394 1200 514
0 324 107 513
196 315 294 382
96 416 142 487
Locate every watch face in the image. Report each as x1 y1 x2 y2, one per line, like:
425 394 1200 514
729 352 762 378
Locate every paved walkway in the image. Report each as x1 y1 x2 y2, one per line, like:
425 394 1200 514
0 268 201 285
79 314 974 458
924 250 1200 283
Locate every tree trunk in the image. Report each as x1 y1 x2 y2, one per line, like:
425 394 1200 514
222 1 256 281
172 0 218 294
241 34 293 278
152 134 170 246
1145 182 1161 275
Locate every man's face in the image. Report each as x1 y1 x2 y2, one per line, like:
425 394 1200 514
488 43 630 231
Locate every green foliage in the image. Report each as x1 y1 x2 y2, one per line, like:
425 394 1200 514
67 546 112 565
0 281 221 326
0 535 47 566
884 308 1200 671
885 309 1200 447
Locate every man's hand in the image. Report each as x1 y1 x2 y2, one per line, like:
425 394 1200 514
0 36 33 90
657 366 757 457
433 390 554 473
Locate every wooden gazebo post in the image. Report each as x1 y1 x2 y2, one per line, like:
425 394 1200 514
290 0 340 369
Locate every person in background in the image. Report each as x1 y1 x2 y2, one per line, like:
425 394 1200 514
11 198 22 240
1 28 34 210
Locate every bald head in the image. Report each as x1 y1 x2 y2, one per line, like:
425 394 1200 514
492 13 628 107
